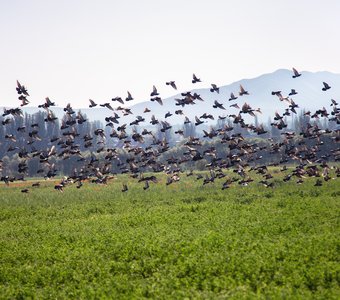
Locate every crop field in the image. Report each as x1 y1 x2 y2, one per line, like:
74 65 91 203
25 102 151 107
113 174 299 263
0 174 340 299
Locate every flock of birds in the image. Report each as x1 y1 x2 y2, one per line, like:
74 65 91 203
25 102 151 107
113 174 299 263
1 67 339 193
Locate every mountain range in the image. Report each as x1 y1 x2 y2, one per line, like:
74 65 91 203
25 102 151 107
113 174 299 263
3 69 339 126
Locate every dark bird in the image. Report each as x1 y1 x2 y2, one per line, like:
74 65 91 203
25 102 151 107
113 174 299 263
292 67 301 78
150 115 159 125
150 96 163 105
322 82 331 91
54 184 64 192
192 73 201 84
330 99 338 106
112 97 124 105
16 80 29 96
213 100 226 110
122 183 128 192
166 81 177 90
210 84 219 93
89 99 97 108
38 97 56 108
165 111 172 118
200 113 214 120
1 118 13 125
314 179 323 187
228 92 238 101
239 85 249 96
19 95 29 106
230 103 240 109
289 89 298 96
143 181 149 190
100 103 114 110
150 85 159 97
195 116 204 126
44 110 58 122
126 91 134 101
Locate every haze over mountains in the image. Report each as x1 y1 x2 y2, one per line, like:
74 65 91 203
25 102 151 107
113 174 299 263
5 69 340 125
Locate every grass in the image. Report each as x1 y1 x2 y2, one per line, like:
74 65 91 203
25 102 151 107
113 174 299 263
0 174 339 299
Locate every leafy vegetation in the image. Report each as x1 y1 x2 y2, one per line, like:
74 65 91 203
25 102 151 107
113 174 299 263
0 175 339 299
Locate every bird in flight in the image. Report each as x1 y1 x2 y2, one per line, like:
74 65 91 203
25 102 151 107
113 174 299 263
126 91 134 101
192 73 201 84
166 81 177 90
292 67 301 78
322 82 331 91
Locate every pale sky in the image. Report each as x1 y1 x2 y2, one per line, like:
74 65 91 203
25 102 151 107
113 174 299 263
1 0 339 108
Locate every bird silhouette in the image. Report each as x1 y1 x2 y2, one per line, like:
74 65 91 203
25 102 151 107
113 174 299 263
166 81 177 90
292 67 301 78
126 91 134 101
239 85 249 96
89 99 97 108
322 82 331 91
192 73 201 84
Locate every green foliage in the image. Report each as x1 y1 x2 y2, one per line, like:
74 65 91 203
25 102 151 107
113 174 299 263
0 177 339 299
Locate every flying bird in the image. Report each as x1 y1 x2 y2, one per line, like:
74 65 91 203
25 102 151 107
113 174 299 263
322 82 331 91
192 73 201 84
292 67 301 78
213 100 226 110
89 99 97 108
126 91 134 101
112 97 124 105
210 84 219 93
150 85 159 97
99 103 114 110
229 92 238 101
16 80 29 96
166 81 177 90
239 85 249 96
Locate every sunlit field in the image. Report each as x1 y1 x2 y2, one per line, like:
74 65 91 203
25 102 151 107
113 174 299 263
1 173 339 299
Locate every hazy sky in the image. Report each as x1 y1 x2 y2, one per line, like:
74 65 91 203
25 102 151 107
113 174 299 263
1 0 339 108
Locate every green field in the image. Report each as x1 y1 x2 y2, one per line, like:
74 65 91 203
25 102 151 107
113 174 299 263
0 175 339 299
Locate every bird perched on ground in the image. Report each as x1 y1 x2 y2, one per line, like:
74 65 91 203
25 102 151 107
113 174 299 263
122 183 128 192
289 89 298 96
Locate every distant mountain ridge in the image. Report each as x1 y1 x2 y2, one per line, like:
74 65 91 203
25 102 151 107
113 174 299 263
3 69 339 125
